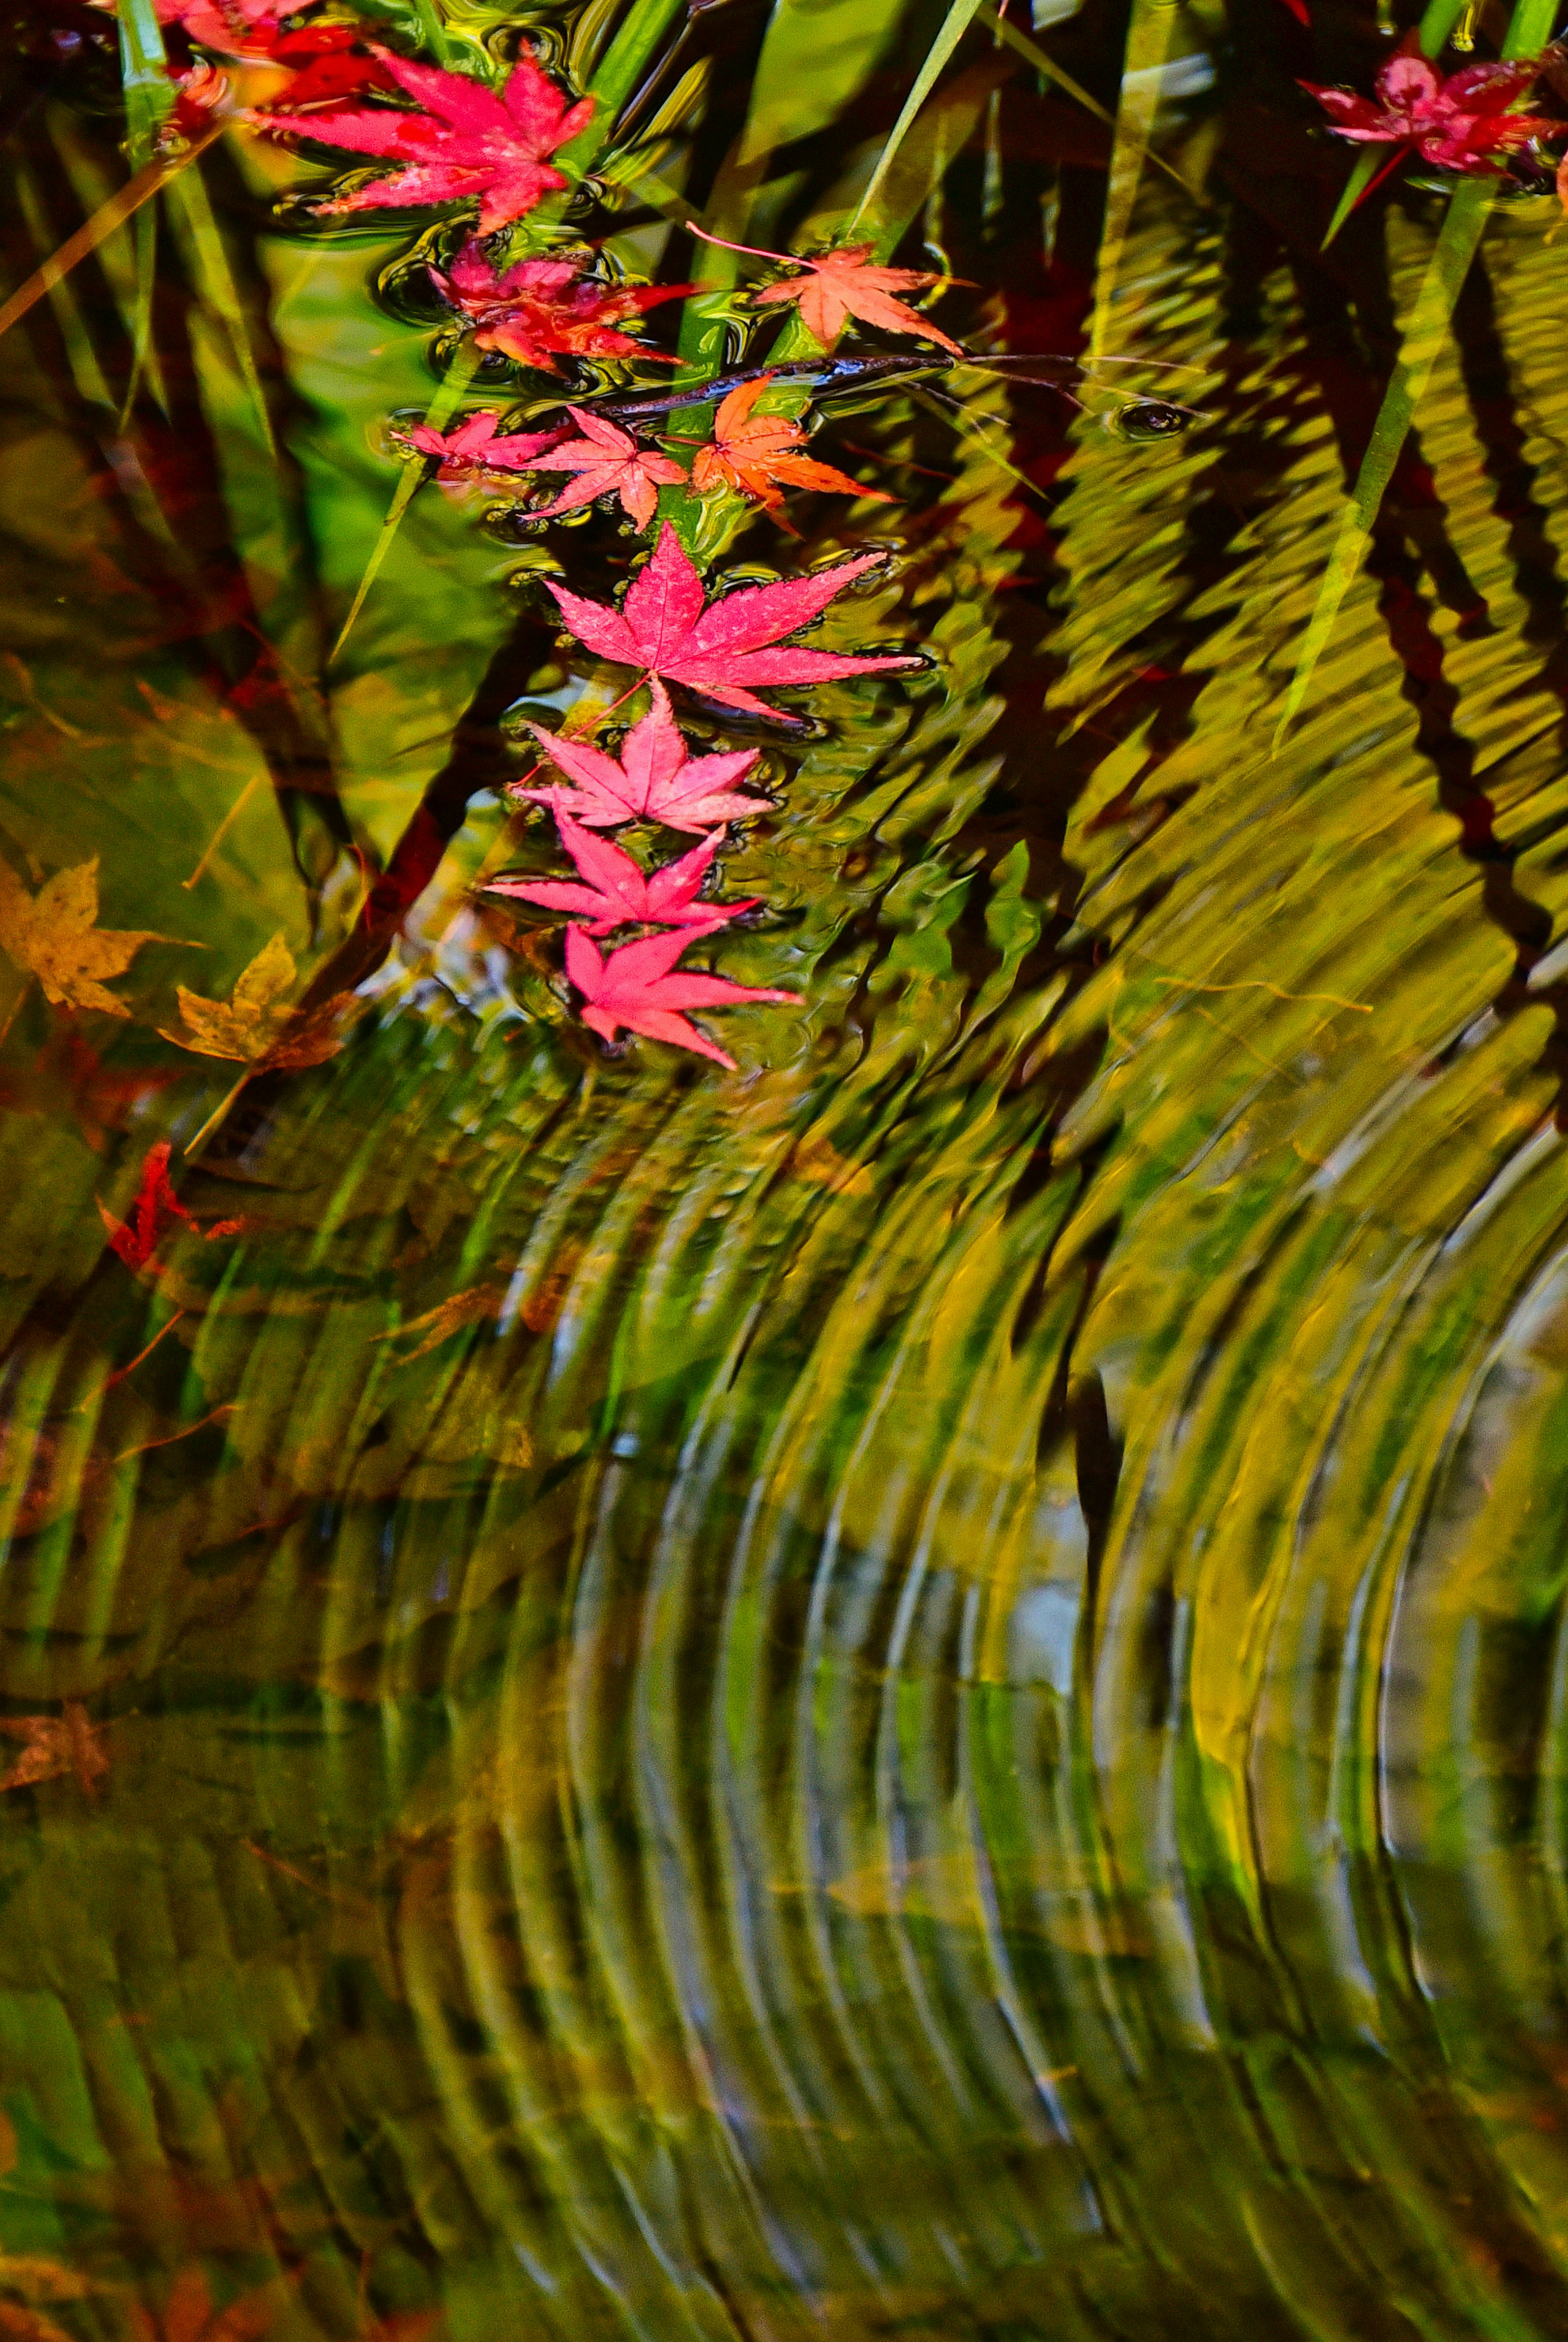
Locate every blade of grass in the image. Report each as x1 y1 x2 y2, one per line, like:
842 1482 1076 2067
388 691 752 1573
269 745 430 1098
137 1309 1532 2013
0 128 221 343
330 342 480 663
1321 149 1398 253
846 0 986 236
1278 0 1558 738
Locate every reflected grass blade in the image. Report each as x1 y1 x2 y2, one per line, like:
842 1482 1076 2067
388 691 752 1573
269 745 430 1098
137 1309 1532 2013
330 342 479 664
163 166 276 459
847 0 985 236
1276 177 1492 745
1089 0 1181 362
974 1 1186 191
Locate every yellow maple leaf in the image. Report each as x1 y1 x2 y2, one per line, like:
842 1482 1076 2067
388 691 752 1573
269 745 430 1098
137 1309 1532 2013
0 855 169 1017
159 934 358 1071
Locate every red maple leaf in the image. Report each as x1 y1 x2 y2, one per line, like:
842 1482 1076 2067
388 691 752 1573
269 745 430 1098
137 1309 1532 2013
1278 0 1309 20
487 808 753 936
565 925 797 1069
1302 38 1556 170
97 1141 243 1273
393 409 564 484
687 373 892 526
430 243 693 373
546 523 920 723
510 681 767 831
127 0 287 56
693 225 963 355
528 408 688 529
257 46 594 235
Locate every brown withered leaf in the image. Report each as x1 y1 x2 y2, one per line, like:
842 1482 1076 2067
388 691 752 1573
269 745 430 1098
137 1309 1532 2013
159 934 359 1071
0 856 176 1017
0 1702 110 1796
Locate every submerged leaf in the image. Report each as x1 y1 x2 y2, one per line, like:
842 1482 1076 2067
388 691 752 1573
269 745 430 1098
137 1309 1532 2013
159 935 358 1070
429 244 692 373
0 855 172 1017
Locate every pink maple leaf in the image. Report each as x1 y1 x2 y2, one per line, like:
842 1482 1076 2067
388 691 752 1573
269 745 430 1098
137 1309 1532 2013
565 925 798 1069
486 809 755 937
1302 38 1557 171
528 407 688 530
545 523 920 724
430 244 693 374
394 408 564 484
510 681 768 833
256 45 594 235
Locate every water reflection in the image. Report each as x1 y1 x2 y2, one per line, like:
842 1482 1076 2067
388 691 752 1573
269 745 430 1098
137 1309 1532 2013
4 2 1568 2336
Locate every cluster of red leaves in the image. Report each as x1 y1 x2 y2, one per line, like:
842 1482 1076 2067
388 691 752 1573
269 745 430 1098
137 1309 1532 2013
98 1141 244 1273
101 0 396 110
482 532 922 1066
1302 36 1559 172
430 243 691 373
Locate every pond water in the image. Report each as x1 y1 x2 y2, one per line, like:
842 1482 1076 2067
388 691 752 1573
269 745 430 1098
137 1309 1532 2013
5 2 1568 2336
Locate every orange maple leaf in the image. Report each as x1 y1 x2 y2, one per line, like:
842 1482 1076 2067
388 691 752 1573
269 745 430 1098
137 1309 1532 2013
688 374 892 526
692 226 964 355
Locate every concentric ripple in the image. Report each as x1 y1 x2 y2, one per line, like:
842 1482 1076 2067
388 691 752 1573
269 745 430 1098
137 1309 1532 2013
7 129 1568 2342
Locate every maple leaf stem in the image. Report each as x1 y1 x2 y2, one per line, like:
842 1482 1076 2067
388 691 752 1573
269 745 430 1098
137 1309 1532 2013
182 1066 253 1160
0 128 223 345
